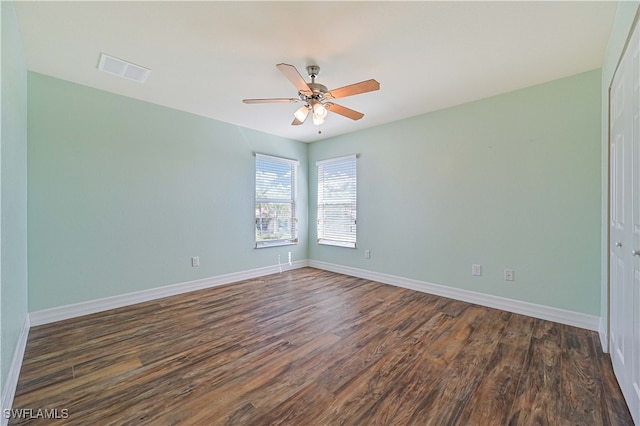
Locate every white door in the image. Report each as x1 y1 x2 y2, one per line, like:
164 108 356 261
610 17 640 426
631 19 640 425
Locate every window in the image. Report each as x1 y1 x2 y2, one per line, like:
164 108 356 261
317 155 357 248
255 154 298 248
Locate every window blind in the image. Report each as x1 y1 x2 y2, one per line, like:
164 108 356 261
317 155 357 248
255 154 298 248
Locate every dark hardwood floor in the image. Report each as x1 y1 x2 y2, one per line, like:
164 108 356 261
10 268 633 425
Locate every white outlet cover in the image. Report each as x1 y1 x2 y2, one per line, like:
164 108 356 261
472 264 482 276
504 269 514 281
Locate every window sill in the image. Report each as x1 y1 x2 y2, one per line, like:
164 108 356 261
255 240 298 249
317 239 356 249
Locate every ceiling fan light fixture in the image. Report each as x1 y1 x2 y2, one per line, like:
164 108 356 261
294 105 309 122
313 102 328 119
311 101 327 125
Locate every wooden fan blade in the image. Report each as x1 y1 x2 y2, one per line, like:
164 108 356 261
276 63 312 95
327 79 380 99
325 102 365 120
243 98 300 104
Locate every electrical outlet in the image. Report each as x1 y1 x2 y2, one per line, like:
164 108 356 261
191 256 200 267
504 269 514 281
364 249 371 259
472 264 482 276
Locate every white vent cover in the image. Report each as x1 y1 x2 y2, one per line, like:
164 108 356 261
98 53 151 83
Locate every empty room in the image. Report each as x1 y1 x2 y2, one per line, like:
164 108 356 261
2 1 639 424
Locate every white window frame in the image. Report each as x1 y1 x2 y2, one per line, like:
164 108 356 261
317 154 357 248
255 153 298 248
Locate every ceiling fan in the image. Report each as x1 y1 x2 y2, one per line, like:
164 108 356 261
243 63 380 127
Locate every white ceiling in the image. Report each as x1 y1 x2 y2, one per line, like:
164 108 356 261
14 1 617 143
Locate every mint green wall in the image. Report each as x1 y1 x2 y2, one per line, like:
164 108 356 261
1 0 29 395
26 51 603 317
27 73 308 311
309 70 602 315
27 68 603 317
600 2 639 339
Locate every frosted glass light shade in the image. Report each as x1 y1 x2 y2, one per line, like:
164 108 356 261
313 102 327 119
294 105 309 122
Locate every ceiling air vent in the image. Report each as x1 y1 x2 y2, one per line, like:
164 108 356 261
98 53 151 83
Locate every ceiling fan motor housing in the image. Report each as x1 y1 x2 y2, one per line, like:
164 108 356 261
308 83 328 96
306 65 320 78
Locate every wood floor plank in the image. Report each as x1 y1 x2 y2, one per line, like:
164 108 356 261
559 324 604 423
591 334 635 424
14 353 143 409
253 382 335 426
9 268 634 425
508 318 562 425
313 336 420 425
459 313 535 425
334 312 456 425
395 308 511 425
156 333 343 425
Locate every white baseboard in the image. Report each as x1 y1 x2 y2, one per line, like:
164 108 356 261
599 316 609 353
308 260 600 331
29 260 309 326
28 259 600 332
1 316 30 426
28 257 600 331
